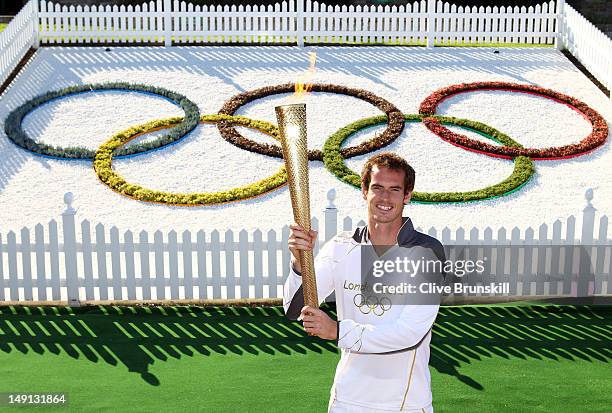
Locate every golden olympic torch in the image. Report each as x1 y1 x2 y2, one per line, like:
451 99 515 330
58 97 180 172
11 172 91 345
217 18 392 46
275 102 318 308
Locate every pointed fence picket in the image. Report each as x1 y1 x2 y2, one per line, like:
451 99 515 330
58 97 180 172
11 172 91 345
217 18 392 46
81 220 94 301
196 230 207 299
94 223 107 300
139 230 151 300
125 230 136 300
21 228 33 301
267 229 278 299
153 230 165 300
7 231 18 301
110 226 121 301
168 230 180 300
49 220 60 301
34 224 46 301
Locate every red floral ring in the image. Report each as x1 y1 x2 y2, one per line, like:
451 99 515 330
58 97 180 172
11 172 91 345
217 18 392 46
419 81 608 160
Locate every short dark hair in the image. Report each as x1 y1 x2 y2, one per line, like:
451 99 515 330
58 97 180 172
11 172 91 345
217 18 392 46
361 152 415 194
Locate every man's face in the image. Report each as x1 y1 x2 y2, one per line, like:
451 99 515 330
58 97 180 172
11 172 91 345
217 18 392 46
362 165 411 224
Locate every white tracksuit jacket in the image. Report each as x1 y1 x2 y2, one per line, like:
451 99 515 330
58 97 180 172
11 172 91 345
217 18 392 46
283 217 445 412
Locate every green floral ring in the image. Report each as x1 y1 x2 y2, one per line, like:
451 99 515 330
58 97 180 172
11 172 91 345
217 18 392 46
94 114 288 205
322 114 535 203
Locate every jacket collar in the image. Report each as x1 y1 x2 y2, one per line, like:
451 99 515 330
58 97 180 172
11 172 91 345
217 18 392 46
396 216 417 245
352 217 416 246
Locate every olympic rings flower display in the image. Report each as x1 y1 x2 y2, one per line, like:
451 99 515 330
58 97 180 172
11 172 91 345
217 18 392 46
3 81 607 206
4 82 200 159
419 81 608 160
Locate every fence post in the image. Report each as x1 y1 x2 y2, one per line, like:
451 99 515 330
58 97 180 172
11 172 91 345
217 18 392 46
62 192 80 306
577 188 596 297
163 0 172 47
324 188 338 242
32 0 40 49
426 0 435 48
296 0 304 47
581 188 596 244
555 0 565 50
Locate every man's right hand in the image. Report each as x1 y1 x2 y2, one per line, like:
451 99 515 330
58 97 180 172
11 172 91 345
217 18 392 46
288 224 318 274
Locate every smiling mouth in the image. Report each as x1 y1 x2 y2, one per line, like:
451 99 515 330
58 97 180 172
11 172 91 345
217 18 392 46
376 204 392 212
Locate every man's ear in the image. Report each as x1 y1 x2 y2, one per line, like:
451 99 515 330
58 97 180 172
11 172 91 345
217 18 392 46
403 191 412 205
361 184 368 200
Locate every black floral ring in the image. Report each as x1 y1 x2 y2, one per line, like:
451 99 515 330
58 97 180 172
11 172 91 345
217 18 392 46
218 83 405 161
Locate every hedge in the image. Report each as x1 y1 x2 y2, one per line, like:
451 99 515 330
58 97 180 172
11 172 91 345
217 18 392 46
322 113 535 203
418 81 608 160
218 82 404 160
93 114 288 206
4 82 200 159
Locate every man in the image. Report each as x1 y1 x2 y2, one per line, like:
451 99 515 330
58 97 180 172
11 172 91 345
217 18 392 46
283 152 445 413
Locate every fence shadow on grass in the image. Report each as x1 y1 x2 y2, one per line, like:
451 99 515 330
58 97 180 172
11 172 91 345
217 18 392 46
0 304 610 387
431 305 611 390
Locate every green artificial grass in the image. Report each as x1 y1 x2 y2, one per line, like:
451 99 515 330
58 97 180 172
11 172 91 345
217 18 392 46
0 303 610 412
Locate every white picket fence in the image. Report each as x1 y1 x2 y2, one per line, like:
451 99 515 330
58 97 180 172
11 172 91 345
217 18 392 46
1 0 611 96
172 0 298 44
35 0 563 47
563 4 612 96
0 0 38 88
0 190 610 305
429 0 560 46
39 0 165 45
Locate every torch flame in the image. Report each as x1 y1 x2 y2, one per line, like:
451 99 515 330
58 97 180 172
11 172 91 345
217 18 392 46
292 51 317 101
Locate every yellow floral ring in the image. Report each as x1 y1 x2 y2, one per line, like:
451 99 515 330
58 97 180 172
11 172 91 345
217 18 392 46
93 114 287 206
